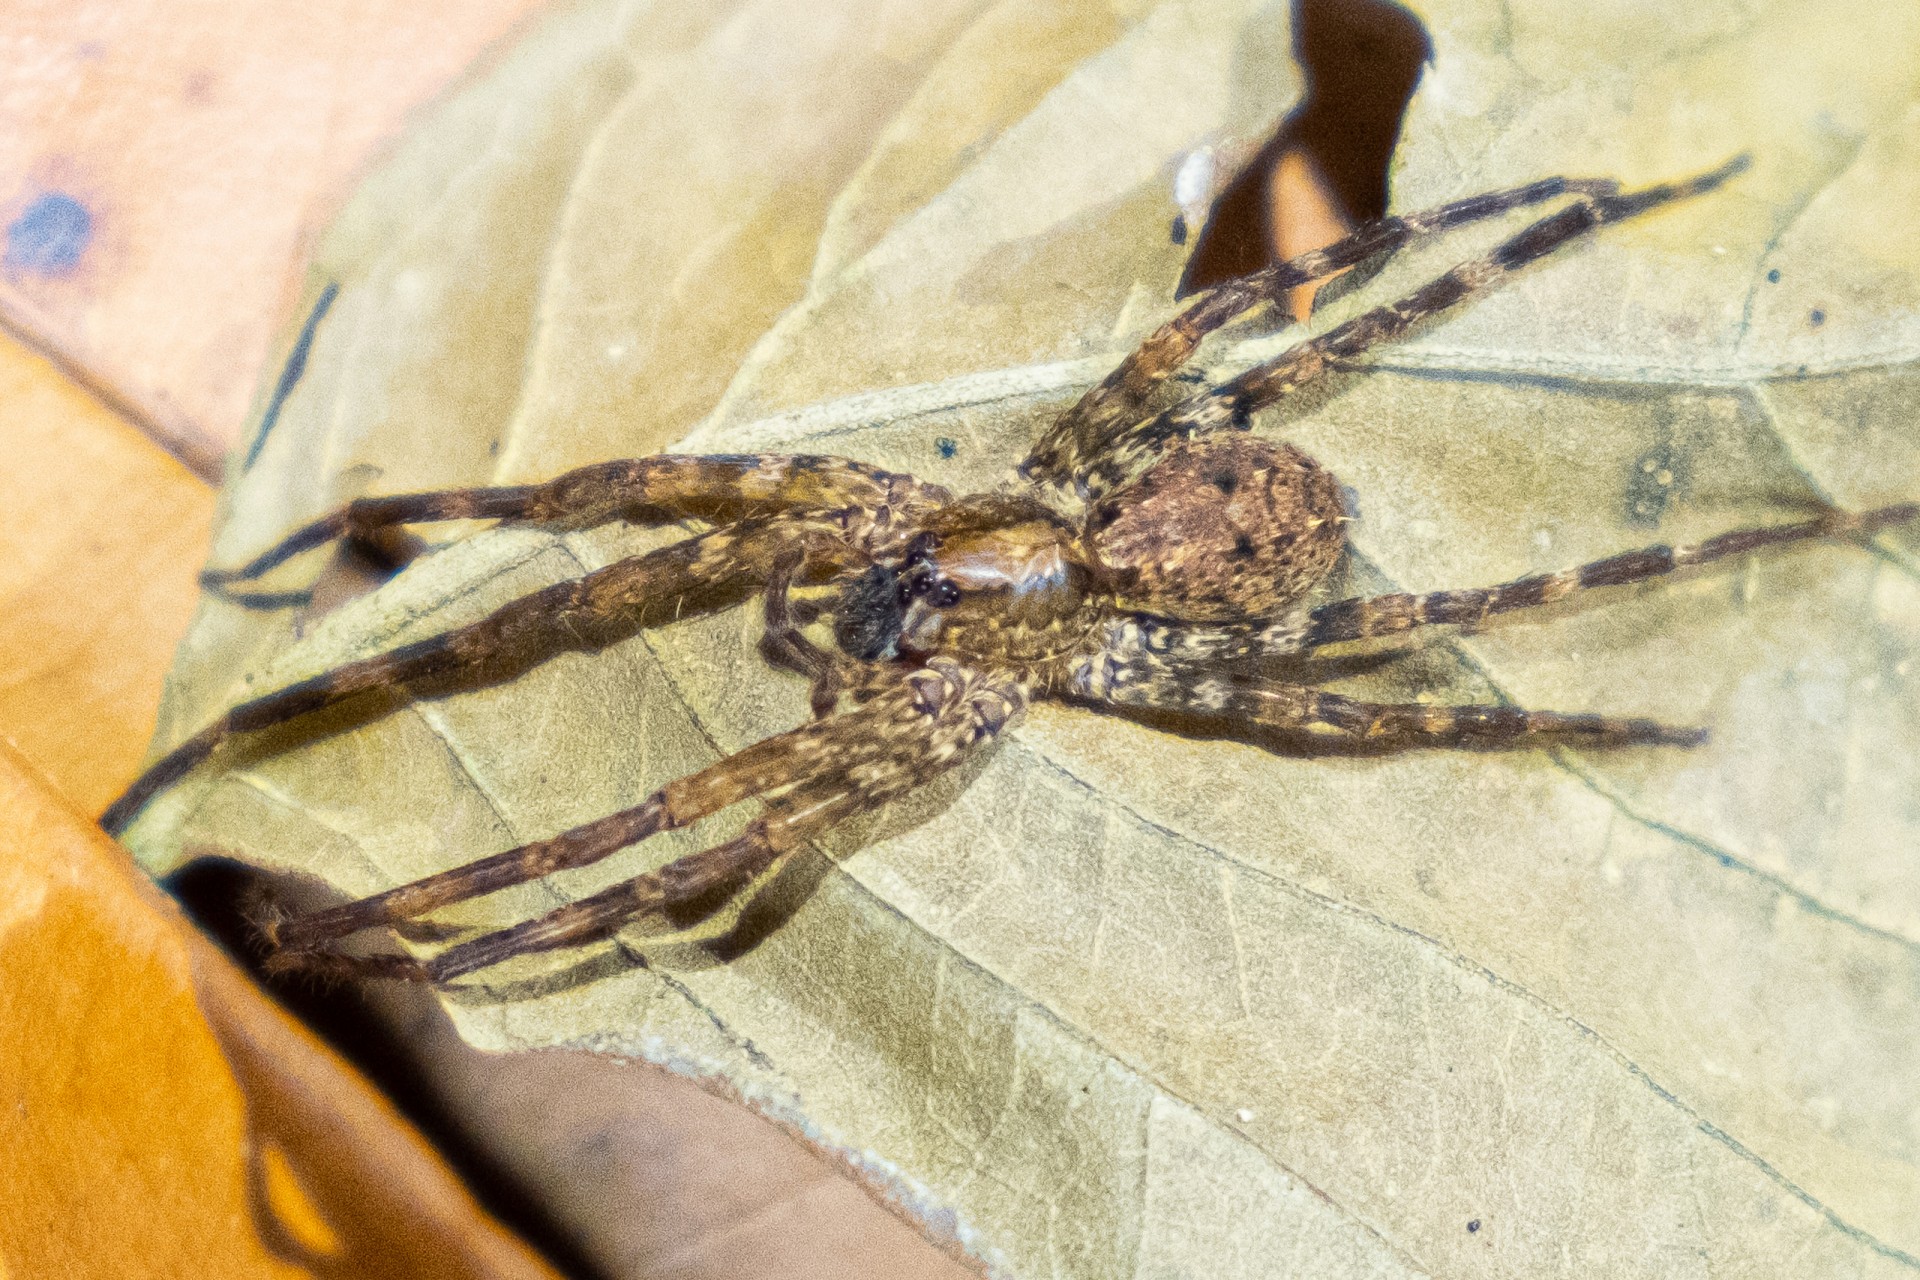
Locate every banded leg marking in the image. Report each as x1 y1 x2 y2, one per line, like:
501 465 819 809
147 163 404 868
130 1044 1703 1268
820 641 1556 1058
1078 157 1750 496
268 660 1028 983
1305 501 1920 650
1024 171 1626 489
1074 661 1702 750
203 453 942 591
104 516 853 835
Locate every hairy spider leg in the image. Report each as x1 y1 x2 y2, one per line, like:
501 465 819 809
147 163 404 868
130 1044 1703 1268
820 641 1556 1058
1075 156 1751 498
1091 500 1920 671
1302 501 1920 648
103 515 862 835
1022 170 1627 488
268 723 864 951
201 453 943 593
269 660 1027 984
276 795 850 984
1068 644 1701 747
1081 667 1702 747
268 666 985 952
757 551 856 719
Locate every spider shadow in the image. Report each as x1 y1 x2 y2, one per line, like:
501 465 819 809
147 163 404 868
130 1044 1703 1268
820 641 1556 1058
165 855 632 1280
208 525 430 615
430 852 849 1006
1095 701 1433 760
440 748 1002 1004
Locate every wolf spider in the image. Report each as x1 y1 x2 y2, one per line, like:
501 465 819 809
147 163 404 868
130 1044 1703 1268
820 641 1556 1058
105 155 1917 985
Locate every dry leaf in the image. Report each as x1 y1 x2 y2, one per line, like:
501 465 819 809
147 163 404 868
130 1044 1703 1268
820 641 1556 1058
0 330 211 816
0 309 560 1280
122 0 1920 1274
0 742 562 1280
0 0 550 468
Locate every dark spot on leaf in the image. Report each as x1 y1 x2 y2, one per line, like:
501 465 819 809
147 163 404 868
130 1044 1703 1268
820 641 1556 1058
1232 534 1256 559
1809 308 1825 327
1467 1219 1481 1234
1169 214 1188 245
1339 483 1361 522
1213 471 1239 494
1765 268 1781 283
936 437 958 459
1624 442 1686 528
5 191 92 276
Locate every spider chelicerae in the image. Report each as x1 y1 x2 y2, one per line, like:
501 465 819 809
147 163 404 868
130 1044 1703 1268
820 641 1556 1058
105 154 1917 985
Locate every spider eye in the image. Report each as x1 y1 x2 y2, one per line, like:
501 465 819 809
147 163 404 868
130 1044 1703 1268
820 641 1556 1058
930 580 962 608
903 532 940 567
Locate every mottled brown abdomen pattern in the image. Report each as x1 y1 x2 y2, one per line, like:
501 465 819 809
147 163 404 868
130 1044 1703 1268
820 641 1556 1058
1088 436 1345 620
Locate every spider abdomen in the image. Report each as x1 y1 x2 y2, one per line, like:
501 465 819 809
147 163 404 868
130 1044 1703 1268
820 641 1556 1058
1087 435 1345 621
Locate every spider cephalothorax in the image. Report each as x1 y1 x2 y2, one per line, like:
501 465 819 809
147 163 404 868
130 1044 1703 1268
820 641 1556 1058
104 155 1919 985
830 433 1345 671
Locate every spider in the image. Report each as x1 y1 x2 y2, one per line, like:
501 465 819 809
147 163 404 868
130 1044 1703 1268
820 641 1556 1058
105 154 1917 986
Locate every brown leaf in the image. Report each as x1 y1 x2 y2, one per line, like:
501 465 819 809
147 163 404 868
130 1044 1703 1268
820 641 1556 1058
0 322 567 1279
0 740 563 1279
0 332 211 816
0 0 551 468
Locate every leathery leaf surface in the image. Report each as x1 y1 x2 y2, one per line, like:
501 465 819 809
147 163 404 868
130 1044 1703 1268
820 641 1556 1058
125 0 1920 1274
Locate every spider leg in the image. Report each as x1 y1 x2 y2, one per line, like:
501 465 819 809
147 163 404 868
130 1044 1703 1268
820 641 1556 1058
265 750 815 957
757 549 847 718
1022 170 1627 487
267 659 1027 984
267 683 926 952
1072 661 1701 750
202 453 944 593
1075 498 1920 672
103 515 861 835
279 787 854 985
1076 156 1750 496
1300 499 1920 650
